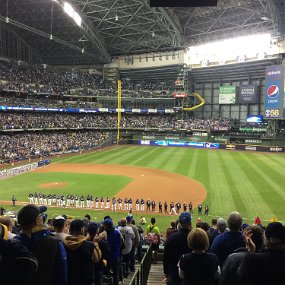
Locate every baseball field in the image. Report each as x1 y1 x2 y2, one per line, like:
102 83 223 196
0 145 285 232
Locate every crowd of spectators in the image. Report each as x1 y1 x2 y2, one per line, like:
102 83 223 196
0 62 175 100
0 61 108 96
163 211 285 285
0 206 146 285
0 112 232 131
122 79 173 91
0 131 110 163
1 206 285 285
0 94 100 109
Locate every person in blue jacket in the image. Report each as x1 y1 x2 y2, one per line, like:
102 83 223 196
16 204 67 285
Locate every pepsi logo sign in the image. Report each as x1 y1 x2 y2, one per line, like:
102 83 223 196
267 85 279 98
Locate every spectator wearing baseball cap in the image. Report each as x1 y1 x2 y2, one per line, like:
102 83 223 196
53 216 68 242
239 222 285 285
146 217 160 264
163 212 192 285
102 217 122 285
15 204 67 285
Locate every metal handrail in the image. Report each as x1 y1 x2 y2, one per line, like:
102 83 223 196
128 268 140 285
140 245 153 285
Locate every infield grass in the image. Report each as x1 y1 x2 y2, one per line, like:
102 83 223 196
1 146 285 232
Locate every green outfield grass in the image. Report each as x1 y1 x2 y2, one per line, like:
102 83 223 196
0 172 131 201
1 146 285 232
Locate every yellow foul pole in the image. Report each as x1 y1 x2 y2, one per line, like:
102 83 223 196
117 80 122 145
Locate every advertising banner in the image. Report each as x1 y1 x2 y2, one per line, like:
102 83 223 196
238 85 258 104
172 92 188 98
219 86 236 104
264 65 283 119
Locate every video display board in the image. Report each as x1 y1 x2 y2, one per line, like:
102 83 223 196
264 65 284 119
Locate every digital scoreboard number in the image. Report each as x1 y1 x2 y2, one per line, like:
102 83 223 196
265 109 280 118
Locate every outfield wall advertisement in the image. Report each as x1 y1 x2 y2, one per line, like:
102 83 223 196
238 85 258 104
219 86 236 104
138 140 284 152
264 65 284 119
139 140 219 149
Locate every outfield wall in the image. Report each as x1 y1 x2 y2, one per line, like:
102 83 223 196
131 139 285 153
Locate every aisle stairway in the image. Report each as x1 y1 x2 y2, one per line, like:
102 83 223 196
146 262 166 285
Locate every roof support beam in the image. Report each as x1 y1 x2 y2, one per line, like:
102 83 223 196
0 15 95 56
55 0 111 62
156 7 183 46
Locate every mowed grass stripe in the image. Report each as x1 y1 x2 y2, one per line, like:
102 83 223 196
240 152 285 199
158 147 188 172
227 152 273 219
84 146 134 164
187 149 199 178
251 153 285 189
214 151 248 216
263 153 285 166
154 147 181 170
109 146 157 165
174 148 194 176
191 150 210 205
142 147 175 169
238 152 284 218
257 153 285 177
55 147 123 164
205 151 236 216
124 146 163 166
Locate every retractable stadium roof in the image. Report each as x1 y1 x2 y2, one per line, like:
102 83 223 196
0 0 283 65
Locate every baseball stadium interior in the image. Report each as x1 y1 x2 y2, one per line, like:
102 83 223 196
0 0 285 285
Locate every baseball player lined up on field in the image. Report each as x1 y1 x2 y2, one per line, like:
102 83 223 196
111 197 116 211
28 193 199 215
118 198 122 210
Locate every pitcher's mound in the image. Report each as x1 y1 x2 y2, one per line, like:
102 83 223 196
38 182 67 189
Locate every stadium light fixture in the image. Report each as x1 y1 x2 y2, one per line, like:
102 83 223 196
186 33 271 65
63 2 82 27
261 16 270 21
73 11 82 27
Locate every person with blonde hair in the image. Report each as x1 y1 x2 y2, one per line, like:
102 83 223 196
0 216 16 240
178 228 220 285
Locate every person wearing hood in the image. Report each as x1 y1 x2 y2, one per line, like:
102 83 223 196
16 204 67 285
87 222 111 285
64 219 101 285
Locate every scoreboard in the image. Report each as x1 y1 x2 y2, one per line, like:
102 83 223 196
264 65 285 119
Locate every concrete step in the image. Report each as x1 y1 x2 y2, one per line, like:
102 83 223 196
147 263 165 285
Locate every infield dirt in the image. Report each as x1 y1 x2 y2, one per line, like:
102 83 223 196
35 163 207 207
